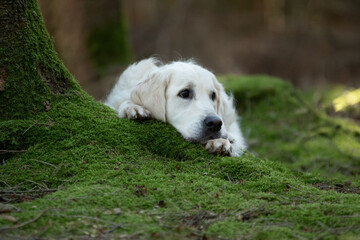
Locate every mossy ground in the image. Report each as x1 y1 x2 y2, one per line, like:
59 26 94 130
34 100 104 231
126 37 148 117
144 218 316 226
1 75 360 239
220 75 360 180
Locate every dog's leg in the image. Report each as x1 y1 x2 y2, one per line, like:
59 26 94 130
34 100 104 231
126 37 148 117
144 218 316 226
204 120 246 157
226 121 246 156
118 100 151 120
205 139 233 156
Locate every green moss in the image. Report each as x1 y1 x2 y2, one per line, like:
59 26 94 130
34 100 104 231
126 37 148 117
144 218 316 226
0 1 81 120
333 133 360 158
1 78 360 238
1 2 360 238
220 75 360 180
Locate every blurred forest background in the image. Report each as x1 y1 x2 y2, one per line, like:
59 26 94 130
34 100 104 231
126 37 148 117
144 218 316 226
38 0 360 100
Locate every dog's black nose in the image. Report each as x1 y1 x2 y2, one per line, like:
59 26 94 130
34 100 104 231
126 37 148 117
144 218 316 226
204 116 222 132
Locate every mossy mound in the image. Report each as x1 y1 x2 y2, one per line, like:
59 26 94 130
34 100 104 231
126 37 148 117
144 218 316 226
220 75 360 180
1 76 360 239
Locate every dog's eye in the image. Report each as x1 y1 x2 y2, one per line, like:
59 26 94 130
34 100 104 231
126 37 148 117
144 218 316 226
178 89 191 99
211 92 216 101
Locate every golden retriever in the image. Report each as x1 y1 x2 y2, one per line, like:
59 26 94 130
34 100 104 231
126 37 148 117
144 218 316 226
105 58 246 156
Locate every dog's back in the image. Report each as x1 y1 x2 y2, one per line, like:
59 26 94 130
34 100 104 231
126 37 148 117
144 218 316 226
105 58 159 111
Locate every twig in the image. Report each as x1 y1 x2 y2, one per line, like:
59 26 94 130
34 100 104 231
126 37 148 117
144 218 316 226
0 203 21 213
292 234 308 240
54 214 123 225
26 180 48 189
53 213 125 232
105 224 123 234
57 176 76 189
22 121 38 135
22 121 54 135
0 189 57 194
0 150 27 154
28 159 57 168
339 214 360 218
0 180 13 189
286 184 301 191
0 208 53 232
103 162 110 169
226 173 233 183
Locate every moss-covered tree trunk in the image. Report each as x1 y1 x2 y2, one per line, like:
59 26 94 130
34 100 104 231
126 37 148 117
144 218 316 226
0 0 81 120
38 0 132 87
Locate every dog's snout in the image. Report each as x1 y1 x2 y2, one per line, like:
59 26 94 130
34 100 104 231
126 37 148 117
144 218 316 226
204 116 222 132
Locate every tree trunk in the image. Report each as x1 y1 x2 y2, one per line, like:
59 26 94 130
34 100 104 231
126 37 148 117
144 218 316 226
38 0 131 87
0 0 81 120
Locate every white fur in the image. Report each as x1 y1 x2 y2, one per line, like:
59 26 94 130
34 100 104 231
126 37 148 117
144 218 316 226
105 58 246 156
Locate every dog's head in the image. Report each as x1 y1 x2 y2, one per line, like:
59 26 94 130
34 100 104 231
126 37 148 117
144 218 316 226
131 61 232 143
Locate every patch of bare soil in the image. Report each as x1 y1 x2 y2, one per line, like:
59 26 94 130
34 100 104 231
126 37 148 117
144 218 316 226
312 182 360 194
0 189 57 203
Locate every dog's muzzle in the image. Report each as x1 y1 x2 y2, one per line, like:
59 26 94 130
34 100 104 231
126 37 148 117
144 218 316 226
186 116 226 143
203 116 222 133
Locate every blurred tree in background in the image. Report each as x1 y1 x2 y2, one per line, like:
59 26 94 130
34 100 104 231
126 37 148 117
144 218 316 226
38 0 131 98
39 0 360 99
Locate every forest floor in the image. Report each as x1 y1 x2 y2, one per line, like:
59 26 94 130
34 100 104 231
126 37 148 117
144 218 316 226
1 75 360 239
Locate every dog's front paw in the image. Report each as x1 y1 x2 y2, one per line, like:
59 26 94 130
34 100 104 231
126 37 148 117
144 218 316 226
205 139 233 156
118 102 150 120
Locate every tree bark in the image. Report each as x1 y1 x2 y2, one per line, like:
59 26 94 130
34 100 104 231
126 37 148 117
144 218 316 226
38 0 130 86
0 0 81 120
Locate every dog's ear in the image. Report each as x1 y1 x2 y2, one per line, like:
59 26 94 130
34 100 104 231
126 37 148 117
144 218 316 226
131 72 170 122
213 77 237 127
212 77 224 115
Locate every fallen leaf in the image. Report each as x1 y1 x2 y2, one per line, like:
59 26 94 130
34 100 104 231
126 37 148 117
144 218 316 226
0 214 17 223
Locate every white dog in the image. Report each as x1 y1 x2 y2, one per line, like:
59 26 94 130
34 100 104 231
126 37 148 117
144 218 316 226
105 58 246 156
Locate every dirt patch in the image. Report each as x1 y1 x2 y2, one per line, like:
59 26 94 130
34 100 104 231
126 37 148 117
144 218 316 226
0 189 57 203
312 182 360 194
0 68 6 91
166 207 271 233
133 185 147 197
38 65 67 94
235 207 271 222
181 211 219 227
